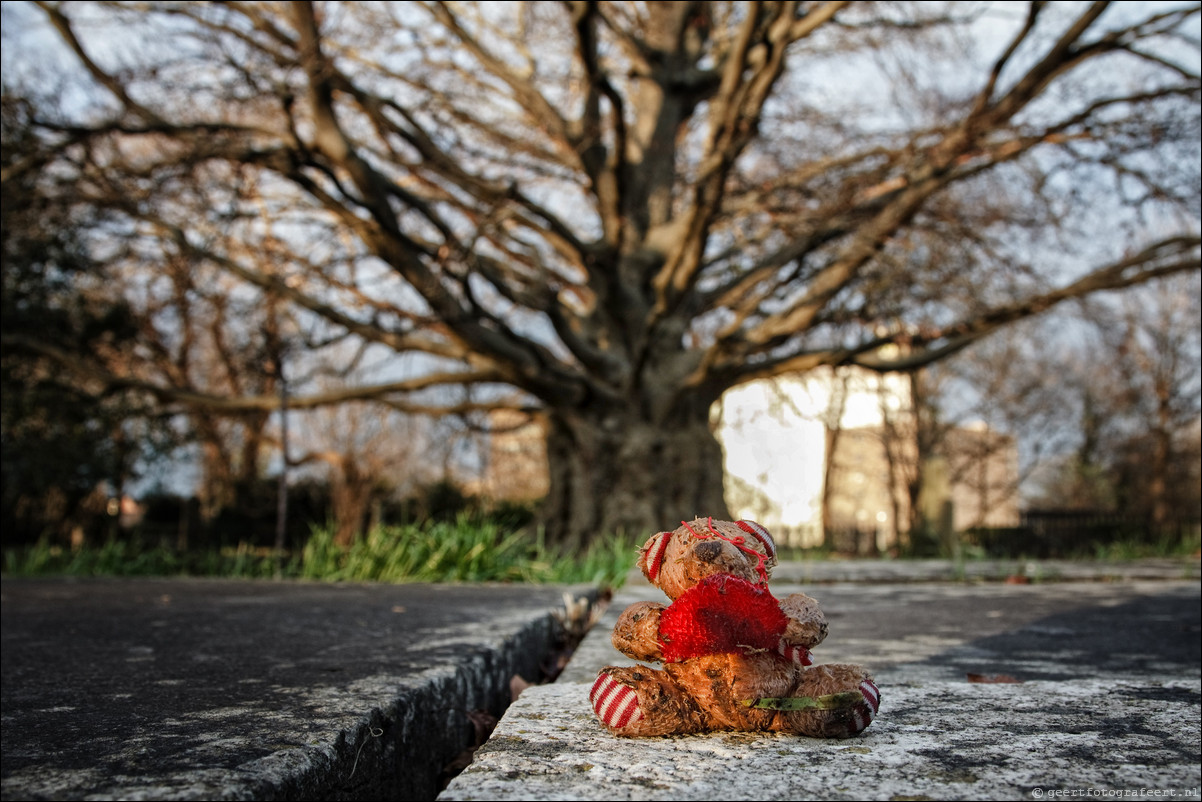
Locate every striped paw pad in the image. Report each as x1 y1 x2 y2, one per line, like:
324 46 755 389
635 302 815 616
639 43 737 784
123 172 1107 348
849 679 880 735
590 672 644 731
860 679 880 715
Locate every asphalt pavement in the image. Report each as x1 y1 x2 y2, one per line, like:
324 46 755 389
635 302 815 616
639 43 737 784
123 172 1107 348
1 577 594 801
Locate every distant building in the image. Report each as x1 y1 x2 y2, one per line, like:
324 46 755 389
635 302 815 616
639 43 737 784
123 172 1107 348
717 367 1020 549
821 421 1021 552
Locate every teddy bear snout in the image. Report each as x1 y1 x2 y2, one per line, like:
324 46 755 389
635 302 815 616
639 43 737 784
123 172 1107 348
693 540 723 563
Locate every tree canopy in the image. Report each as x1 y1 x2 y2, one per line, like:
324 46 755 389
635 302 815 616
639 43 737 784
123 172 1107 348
2 1 1199 545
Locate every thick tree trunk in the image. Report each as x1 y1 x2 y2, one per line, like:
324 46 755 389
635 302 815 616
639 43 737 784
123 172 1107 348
540 397 730 551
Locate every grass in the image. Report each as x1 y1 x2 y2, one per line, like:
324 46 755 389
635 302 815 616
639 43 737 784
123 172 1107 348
1 514 641 588
7 517 1195 586
1089 531 1202 561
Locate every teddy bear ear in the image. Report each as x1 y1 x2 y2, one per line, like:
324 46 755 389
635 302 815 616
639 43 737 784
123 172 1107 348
639 531 674 582
736 520 776 561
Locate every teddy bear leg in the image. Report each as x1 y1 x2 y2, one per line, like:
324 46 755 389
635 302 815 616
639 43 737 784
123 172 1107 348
591 666 707 737
767 664 880 738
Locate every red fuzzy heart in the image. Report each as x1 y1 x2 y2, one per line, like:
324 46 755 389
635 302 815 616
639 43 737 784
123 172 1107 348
658 574 788 662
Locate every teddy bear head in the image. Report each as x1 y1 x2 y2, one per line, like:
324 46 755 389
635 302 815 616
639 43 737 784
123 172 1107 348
637 517 777 601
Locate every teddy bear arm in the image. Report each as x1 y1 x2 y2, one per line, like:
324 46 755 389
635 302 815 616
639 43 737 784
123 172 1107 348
779 592 829 648
611 601 666 661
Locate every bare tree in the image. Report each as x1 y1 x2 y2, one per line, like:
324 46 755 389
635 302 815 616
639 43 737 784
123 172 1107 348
1104 276 1201 530
819 368 852 543
960 277 1200 535
292 396 450 546
10 214 296 523
937 317 1084 507
3 1 1199 547
1033 277 1202 529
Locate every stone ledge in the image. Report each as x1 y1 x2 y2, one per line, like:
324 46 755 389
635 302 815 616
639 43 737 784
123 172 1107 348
449 573 1201 801
440 678 1202 801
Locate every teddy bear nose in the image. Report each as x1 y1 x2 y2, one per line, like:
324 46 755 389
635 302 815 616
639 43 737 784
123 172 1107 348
693 540 722 563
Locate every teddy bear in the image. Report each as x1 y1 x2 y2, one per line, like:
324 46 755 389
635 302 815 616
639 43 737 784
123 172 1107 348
590 517 879 738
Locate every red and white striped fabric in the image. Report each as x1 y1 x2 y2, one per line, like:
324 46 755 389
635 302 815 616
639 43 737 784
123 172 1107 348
776 641 813 666
849 679 880 735
735 519 776 560
590 672 644 731
642 531 672 581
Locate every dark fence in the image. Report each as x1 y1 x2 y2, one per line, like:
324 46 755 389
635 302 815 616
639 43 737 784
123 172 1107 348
966 509 1201 558
825 527 884 557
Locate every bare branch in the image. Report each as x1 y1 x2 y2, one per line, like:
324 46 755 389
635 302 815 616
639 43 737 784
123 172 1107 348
1 332 506 414
854 237 1202 373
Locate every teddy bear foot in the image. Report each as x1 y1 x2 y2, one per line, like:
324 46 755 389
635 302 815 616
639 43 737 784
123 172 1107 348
817 678 880 738
590 669 645 734
592 666 703 737
844 678 880 736
748 677 880 737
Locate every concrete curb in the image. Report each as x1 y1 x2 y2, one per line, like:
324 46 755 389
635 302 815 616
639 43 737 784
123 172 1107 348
439 678 1201 801
442 562 1202 802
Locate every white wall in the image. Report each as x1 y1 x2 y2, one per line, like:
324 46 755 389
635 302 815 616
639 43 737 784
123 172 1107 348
711 368 912 547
